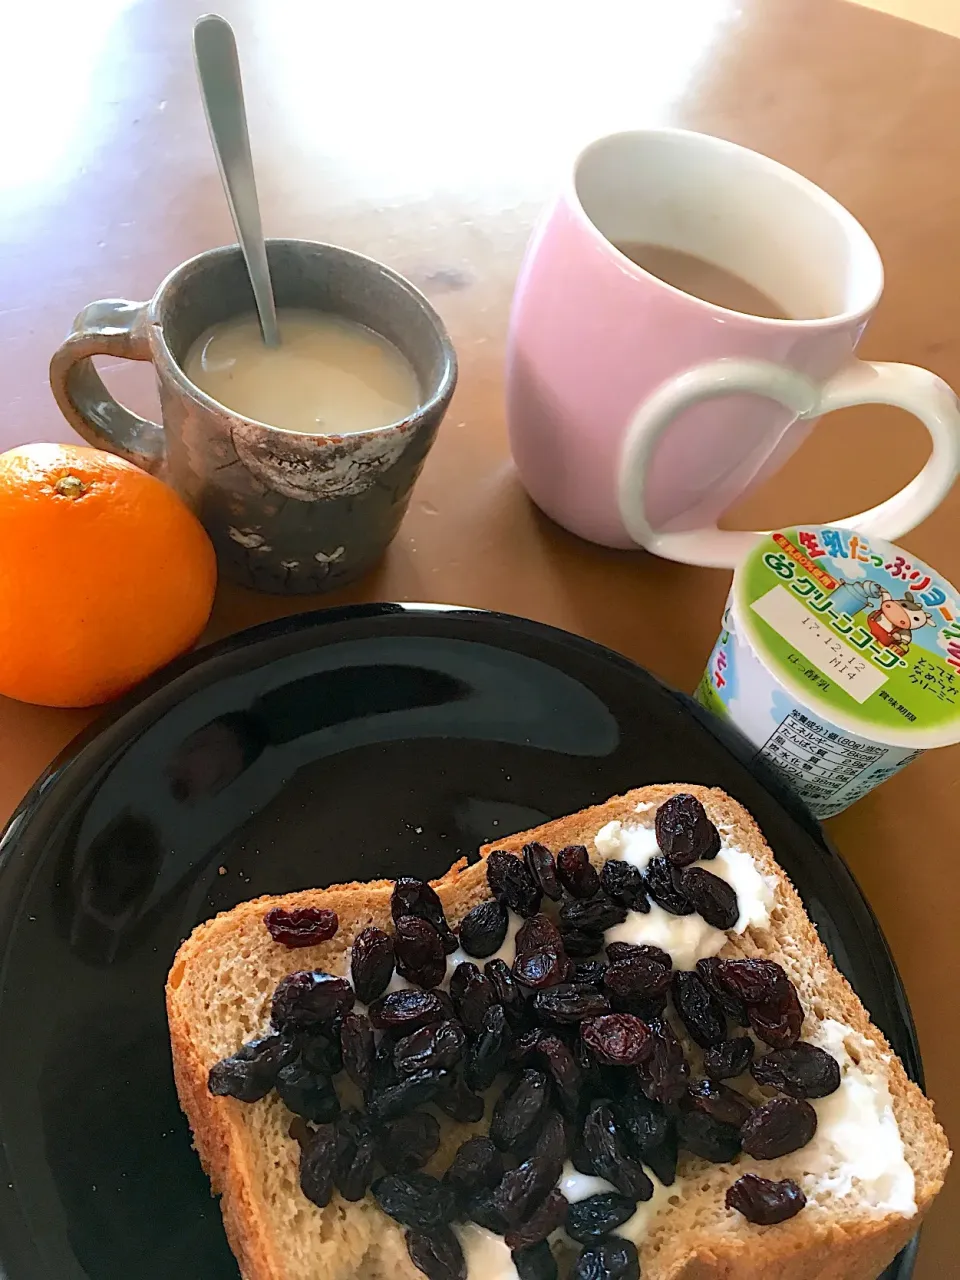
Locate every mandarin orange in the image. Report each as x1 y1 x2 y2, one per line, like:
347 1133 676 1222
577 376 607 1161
0 443 217 707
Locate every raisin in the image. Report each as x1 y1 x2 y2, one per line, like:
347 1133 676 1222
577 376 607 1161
556 846 600 899
582 1014 651 1066
704 1036 754 1081
574 1035 605 1099
642 1017 689 1105
274 1060 339 1121
749 990 804 1049
533 1035 582 1116
264 906 339 948
643 1132 678 1187
395 916 447 989
368 1069 449 1122
351 927 396 1004
726 1173 807 1225
335 1110 377 1200
654 794 720 865
392 878 457 953
435 1071 486 1124
603 956 672 1011
677 1110 742 1162
613 1092 670 1159
688 1079 753 1128
570 1141 598 1177
339 1011 375 1091
561 929 606 958
672 970 727 1048
533 983 610 1024
560 894 628 935
695 957 748 1026
300 1027 342 1076
374 1172 458 1231
741 1097 817 1158
371 1035 400 1094
516 913 564 956
208 1034 297 1102
299 1122 337 1207
504 1189 569 1250
583 1103 654 1200
491 1154 561 1226
405 1226 466 1280
288 1115 313 1148
458 900 509 959
272 1058 332 1119
533 1112 569 1168
751 1043 841 1098
487 852 542 917
490 1070 550 1153
484 958 525 1024
431 988 457 1021
523 842 562 902
395 1020 466 1077
565 1192 637 1243
713 958 793 1005
678 867 739 930
449 962 496 1032
572 1236 640 1280
445 1136 503 1199
513 946 566 990
466 1190 508 1233
574 961 608 986
513 1242 557 1280
465 1004 512 1091
369 989 446 1030
599 859 649 910
380 1111 441 1172
642 856 694 915
513 1241 558 1280
606 942 672 968
271 970 355 1030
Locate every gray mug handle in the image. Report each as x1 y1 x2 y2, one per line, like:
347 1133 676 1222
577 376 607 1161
49 298 165 473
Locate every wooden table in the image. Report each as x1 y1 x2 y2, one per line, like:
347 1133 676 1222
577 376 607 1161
0 0 955 1271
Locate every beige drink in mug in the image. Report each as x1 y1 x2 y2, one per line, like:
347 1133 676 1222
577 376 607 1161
183 309 421 435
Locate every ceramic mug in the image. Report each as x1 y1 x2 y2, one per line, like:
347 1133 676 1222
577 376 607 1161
506 129 960 567
50 240 457 594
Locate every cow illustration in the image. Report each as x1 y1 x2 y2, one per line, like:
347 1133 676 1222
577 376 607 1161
866 587 933 652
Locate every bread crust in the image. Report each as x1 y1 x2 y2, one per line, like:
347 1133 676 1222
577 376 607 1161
167 785 950 1280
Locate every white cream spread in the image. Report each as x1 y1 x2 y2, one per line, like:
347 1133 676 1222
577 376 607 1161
756 1018 916 1215
597 812 776 970
455 1222 519 1280
558 1163 617 1202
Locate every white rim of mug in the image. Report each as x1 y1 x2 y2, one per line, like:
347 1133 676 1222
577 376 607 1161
729 560 960 751
568 128 885 329
147 239 457 440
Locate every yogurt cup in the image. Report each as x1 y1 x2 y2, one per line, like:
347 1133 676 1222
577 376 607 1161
695 525 960 818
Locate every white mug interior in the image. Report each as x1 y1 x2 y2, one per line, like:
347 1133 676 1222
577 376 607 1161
573 129 882 322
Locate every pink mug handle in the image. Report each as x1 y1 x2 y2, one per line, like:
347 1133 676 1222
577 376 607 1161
617 356 960 568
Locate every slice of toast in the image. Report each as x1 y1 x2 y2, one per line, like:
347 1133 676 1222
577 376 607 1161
167 785 950 1280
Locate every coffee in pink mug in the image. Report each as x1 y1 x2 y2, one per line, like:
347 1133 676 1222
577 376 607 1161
507 129 960 567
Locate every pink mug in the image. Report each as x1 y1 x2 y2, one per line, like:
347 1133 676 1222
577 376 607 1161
506 129 960 567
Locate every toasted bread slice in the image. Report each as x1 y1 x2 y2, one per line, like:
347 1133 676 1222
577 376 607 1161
167 785 950 1280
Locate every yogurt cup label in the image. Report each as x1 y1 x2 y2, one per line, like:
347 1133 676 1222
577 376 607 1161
696 526 960 817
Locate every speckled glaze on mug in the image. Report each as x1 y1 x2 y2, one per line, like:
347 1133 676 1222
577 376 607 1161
50 240 457 593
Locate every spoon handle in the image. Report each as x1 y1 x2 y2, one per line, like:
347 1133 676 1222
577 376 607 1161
193 14 281 347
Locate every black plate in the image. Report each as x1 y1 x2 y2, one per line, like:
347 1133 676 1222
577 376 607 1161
0 605 919 1280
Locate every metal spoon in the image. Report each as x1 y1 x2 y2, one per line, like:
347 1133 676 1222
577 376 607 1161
193 13 280 347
